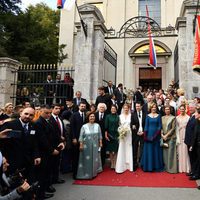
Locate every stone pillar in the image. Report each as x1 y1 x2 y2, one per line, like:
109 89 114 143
0 58 21 107
176 1 200 99
73 4 107 103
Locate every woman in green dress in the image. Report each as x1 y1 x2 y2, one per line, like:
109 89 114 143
161 106 178 173
105 105 119 169
76 112 103 179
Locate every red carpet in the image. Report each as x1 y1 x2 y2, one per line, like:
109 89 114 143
74 167 197 188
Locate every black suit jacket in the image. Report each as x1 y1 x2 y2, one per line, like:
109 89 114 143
184 115 196 146
131 111 146 140
0 119 39 173
44 80 54 96
34 116 55 156
104 86 115 95
72 97 90 110
70 112 85 141
94 112 106 138
49 115 66 143
113 88 126 105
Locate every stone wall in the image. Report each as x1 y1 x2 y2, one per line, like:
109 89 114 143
0 58 21 108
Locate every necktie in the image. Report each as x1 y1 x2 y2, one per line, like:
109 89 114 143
56 117 61 131
138 112 141 118
100 113 103 121
23 124 29 135
81 113 84 123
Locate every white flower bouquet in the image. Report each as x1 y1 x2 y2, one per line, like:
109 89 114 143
118 123 130 139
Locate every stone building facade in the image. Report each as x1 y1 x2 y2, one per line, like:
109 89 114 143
59 0 200 99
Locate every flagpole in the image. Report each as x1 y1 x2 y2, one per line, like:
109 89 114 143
75 0 88 37
193 0 200 34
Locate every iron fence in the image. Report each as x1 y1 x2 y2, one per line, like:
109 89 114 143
11 64 75 106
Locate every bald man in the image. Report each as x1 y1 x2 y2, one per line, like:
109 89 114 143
0 107 40 183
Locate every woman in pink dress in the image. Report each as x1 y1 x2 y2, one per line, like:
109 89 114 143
176 104 190 173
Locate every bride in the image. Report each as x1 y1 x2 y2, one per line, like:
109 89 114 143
115 104 133 173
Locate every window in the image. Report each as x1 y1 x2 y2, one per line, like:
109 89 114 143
138 0 161 25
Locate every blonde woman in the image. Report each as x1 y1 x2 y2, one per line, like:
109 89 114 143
176 104 190 173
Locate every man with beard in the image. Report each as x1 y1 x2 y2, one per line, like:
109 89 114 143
70 102 86 179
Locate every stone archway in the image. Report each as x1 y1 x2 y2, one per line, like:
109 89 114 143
128 40 172 90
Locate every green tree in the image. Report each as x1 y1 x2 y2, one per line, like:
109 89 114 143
0 3 67 64
0 0 21 13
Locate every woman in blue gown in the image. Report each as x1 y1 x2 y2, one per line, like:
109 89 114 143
141 103 164 172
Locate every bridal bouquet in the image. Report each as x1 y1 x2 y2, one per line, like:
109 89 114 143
118 124 130 139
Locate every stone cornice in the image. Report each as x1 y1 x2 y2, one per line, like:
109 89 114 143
175 17 187 30
78 4 105 23
0 57 21 69
180 0 198 17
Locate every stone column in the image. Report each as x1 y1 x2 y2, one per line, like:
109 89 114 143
176 1 200 99
73 4 107 103
0 58 21 107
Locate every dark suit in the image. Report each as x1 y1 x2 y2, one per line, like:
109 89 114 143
95 94 112 114
49 115 65 183
72 97 90 111
95 111 107 166
55 80 64 103
34 116 55 198
70 111 86 178
0 119 39 182
104 86 115 95
133 91 144 106
113 88 126 114
184 115 197 174
131 111 146 170
44 80 54 106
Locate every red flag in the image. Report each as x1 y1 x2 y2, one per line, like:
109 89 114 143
57 0 62 9
192 15 200 73
146 5 157 69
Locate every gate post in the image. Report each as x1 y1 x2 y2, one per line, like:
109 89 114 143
0 57 21 107
73 4 107 103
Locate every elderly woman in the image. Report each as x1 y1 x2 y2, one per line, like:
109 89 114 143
161 106 177 173
76 112 102 179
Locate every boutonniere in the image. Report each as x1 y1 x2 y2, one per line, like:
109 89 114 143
132 125 136 130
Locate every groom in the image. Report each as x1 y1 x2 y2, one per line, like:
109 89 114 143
131 102 146 171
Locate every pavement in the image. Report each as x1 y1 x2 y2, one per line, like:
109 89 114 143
52 173 200 200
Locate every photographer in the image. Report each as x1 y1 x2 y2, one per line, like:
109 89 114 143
0 152 30 199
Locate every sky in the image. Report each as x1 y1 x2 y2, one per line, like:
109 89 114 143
21 0 57 10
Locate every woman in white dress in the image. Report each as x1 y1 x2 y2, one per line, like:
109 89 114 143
115 104 133 173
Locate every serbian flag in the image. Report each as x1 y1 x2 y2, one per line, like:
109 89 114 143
57 0 76 10
192 15 200 73
146 5 157 69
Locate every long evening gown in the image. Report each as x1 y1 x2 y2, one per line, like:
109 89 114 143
161 115 178 173
76 123 102 179
141 114 164 172
176 114 190 173
115 113 133 173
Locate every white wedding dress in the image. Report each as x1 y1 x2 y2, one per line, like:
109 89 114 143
115 113 133 173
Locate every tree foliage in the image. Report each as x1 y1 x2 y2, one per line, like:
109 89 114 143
0 3 67 64
0 0 21 14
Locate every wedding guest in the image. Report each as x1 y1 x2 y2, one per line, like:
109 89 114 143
184 103 197 176
89 104 97 114
95 103 107 166
0 103 14 121
190 108 200 183
131 102 146 171
161 106 177 173
115 104 133 173
176 104 190 173
105 105 119 169
141 103 164 172
76 112 102 179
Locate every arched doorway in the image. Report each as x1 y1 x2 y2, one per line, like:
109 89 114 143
129 40 172 90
